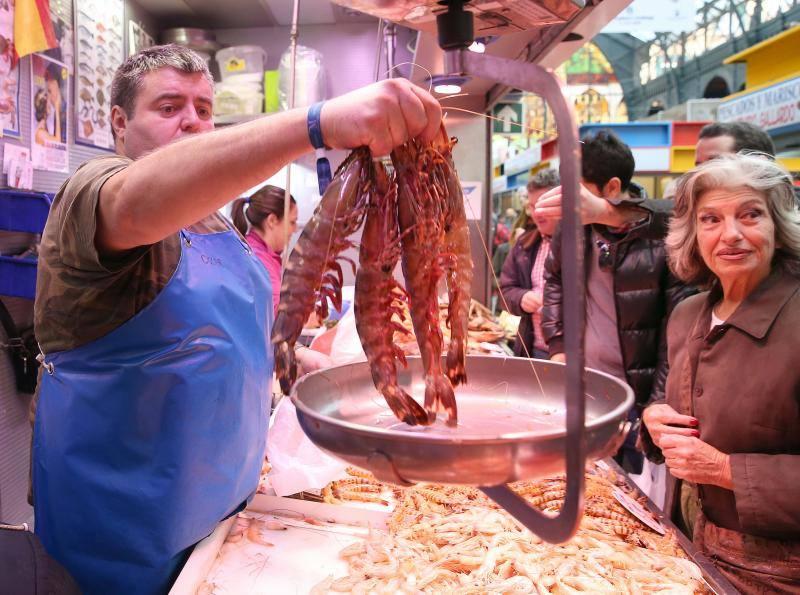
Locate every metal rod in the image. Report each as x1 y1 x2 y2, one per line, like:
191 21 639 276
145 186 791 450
384 22 396 78
282 0 301 274
453 48 586 543
373 18 385 81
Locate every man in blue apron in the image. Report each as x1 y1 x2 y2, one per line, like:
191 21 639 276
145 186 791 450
32 44 442 594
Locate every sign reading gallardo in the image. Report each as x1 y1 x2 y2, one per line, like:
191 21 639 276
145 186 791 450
718 76 800 133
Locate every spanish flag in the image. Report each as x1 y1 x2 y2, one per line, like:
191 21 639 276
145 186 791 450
14 0 58 58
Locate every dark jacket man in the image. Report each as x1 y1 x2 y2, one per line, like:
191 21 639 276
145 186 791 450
541 130 694 473
542 222 690 406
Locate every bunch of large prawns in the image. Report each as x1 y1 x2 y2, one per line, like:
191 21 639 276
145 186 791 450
354 160 429 426
272 125 473 427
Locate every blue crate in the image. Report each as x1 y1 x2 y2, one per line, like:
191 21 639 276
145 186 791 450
579 122 672 148
0 255 37 299
0 190 53 234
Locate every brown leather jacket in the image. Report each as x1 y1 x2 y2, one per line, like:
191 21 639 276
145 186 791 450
645 268 800 593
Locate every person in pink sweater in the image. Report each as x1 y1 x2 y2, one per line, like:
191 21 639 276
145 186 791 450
231 185 297 314
232 187 330 374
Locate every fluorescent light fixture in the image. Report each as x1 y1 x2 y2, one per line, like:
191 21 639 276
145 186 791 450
429 75 468 95
434 83 462 94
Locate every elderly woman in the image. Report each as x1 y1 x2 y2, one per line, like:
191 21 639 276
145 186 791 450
642 153 800 592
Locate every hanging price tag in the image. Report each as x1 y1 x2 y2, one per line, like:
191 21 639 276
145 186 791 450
594 459 611 473
613 486 666 535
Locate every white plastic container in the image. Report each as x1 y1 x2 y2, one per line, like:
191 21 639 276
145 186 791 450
214 81 264 116
278 44 325 110
222 72 263 86
215 45 267 81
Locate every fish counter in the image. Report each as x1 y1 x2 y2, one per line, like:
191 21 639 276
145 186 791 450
171 460 738 594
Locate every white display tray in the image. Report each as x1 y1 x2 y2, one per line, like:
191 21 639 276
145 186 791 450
169 495 388 595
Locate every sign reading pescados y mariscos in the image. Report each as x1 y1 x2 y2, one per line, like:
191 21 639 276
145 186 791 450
718 76 800 133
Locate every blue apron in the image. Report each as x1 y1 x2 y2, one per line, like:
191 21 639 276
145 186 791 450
33 226 272 594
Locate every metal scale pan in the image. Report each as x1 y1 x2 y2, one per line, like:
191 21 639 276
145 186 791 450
292 356 633 488
292 0 626 543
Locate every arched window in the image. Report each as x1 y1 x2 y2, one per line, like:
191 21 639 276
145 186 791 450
703 76 730 98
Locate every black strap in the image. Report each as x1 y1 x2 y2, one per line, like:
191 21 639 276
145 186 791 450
0 298 21 344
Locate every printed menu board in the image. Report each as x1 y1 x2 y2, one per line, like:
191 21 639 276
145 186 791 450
75 0 124 149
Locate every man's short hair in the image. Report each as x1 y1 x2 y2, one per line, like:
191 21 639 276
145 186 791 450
698 121 776 157
580 129 635 192
527 168 560 192
110 44 213 139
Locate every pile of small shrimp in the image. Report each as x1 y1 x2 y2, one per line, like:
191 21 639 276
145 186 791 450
312 508 707 594
325 467 686 558
271 125 473 427
501 473 687 559
314 468 708 594
322 467 402 509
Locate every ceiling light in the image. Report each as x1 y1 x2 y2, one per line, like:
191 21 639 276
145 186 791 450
429 75 468 95
434 83 462 94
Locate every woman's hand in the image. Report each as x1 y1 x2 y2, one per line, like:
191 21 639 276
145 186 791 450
660 434 733 489
642 403 698 448
520 290 542 314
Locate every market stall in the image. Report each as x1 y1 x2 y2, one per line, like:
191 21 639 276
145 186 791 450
10 0 798 592
171 459 737 594
220 2 742 591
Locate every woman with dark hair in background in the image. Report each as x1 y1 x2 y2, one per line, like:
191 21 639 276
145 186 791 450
232 187 330 373
231 185 298 315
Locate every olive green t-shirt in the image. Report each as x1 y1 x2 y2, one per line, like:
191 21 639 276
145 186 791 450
34 155 230 354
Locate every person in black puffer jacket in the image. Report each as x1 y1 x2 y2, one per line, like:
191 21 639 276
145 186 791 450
542 131 695 474
499 169 560 358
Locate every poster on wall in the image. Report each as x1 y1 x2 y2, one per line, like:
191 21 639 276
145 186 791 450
128 21 154 56
0 0 19 137
3 144 34 189
44 0 74 71
75 0 124 149
31 54 69 173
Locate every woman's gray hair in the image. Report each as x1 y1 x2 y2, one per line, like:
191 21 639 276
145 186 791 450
527 168 560 192
110 44 213 138
666 152 800 286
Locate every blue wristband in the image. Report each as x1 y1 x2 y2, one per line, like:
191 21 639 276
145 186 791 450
307 101 332 194
307 101 326 150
